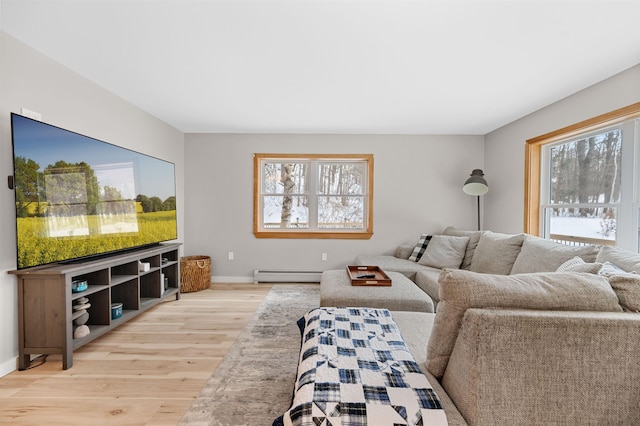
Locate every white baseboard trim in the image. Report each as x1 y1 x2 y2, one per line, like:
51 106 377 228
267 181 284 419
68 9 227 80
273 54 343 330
0 356 17 378
211 275 255 283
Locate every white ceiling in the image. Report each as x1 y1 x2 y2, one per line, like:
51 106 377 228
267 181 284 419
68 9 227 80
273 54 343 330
1 0 639 135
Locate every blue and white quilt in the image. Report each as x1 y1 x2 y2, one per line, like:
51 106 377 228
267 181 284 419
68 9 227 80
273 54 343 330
274 307 447 426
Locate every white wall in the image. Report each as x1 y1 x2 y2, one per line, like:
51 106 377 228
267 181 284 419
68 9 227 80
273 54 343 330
183 133 485 280
0 32 185 377
484 64 640 235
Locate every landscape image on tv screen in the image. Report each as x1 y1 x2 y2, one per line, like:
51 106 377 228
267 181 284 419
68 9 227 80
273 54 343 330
11 113 178 269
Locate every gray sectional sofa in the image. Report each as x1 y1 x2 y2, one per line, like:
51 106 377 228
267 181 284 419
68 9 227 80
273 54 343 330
353 227 640 424
356 226 606 306
356 227 486 305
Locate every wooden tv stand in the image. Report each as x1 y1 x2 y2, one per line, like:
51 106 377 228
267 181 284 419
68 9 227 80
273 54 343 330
9 243 182 370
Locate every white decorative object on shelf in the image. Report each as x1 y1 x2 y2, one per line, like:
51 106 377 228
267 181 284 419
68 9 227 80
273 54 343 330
139 261 150 272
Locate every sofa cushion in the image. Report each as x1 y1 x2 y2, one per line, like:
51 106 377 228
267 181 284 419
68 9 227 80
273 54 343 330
608 274 640 312
418 235 469 269
415 269 442 304
510 236 599 274
469 231 525 275
408 234 432 262
596 246 640 273
556 256 603 274
426 268 623 378
354 255 426 281
442 227 483 270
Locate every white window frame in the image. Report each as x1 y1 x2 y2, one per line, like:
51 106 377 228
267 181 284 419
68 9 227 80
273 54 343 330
253 153 374 239
539 124 624 246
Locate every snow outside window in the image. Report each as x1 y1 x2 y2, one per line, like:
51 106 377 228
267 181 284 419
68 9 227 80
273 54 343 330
253 154 373 239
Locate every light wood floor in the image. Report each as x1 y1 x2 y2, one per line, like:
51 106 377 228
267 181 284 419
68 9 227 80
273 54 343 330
0 283 272 425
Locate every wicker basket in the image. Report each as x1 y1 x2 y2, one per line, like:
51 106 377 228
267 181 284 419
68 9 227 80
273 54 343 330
180 255 211 292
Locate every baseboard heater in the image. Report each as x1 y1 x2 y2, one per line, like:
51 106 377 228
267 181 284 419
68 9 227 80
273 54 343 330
253 270 322 283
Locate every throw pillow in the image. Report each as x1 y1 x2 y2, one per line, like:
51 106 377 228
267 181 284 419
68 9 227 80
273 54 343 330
469 231 525 275
395 244 415 260
442 227 484 270
510 236 599 274
596 246 640 273
564 262 603 274
608 274 640 312
556 256 585 271
426 269 623 379
598 261 632 276
556 256 603 274
418 235 470 269
408 234 432 262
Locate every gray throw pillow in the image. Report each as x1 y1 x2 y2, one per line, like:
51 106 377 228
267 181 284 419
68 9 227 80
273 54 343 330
418 235 470 269
596 246 640 273
442 227 483 270
511 236 599 274
395 244 415 260
469 231 525 275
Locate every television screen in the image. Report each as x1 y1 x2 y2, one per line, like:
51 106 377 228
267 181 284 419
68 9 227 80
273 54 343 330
11 113 178 269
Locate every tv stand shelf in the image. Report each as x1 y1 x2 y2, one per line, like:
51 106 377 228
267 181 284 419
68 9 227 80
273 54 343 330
9 243 181 370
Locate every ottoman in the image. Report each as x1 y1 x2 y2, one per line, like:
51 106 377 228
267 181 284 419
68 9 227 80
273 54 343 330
320 269 434 313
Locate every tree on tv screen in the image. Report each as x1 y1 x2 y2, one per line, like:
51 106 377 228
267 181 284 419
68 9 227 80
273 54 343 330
13 156 41 218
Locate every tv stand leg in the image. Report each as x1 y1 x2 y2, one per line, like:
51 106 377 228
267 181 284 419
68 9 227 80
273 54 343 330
62 351 73 370
18 354 29 370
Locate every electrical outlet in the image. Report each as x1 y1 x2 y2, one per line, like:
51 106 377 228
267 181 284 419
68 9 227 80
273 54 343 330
321 253 327 261
228 252 234 260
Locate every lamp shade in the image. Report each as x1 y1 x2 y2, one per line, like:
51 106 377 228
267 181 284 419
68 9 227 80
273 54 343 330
463 169 488 196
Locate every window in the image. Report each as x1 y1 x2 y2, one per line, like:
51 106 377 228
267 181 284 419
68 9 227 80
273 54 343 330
525 102 640 250
253 154 374 239
542 126 622 246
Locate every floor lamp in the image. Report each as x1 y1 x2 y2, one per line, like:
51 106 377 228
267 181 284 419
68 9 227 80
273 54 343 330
463 169 489 231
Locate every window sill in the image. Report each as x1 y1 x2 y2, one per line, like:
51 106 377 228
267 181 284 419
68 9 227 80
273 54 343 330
254 230 373 239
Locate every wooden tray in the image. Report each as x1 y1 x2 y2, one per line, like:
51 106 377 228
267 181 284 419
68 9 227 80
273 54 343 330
347 265 392 286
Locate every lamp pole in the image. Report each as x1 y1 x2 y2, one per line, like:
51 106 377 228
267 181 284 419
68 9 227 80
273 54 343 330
476 195 481 231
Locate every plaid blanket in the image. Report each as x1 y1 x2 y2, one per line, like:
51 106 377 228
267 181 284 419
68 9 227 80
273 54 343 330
274 307 447 426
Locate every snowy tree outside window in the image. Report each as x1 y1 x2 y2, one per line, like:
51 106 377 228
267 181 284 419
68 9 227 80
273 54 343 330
254 154 373 239
543 127 622 244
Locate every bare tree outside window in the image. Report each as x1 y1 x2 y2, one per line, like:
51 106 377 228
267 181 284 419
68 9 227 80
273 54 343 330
261 162 309 229
280 163 295 227
254 154 373 239
546 128 621 243
317 162 365 229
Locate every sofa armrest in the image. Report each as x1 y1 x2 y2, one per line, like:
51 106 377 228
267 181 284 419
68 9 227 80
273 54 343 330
441 309 640 425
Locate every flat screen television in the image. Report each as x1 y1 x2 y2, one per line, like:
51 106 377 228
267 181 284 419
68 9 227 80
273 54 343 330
11 113 178 269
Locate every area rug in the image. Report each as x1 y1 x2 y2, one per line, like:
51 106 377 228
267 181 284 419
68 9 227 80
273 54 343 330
179 283 320 426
